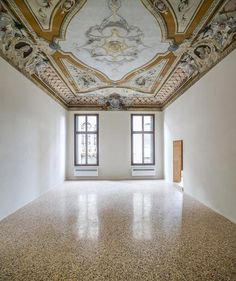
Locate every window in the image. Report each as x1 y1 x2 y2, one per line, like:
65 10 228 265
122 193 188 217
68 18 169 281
131 114 155 165
74 114 99 166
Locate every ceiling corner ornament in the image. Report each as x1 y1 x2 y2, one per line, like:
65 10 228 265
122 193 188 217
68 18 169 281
0 0 236 110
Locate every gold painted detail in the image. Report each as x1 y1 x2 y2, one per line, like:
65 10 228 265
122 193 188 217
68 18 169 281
75 0 149 65
0 0 236 110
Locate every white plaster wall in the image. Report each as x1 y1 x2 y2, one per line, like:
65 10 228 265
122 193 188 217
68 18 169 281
66 111 164 180
164 49 236 223
0 58 66 220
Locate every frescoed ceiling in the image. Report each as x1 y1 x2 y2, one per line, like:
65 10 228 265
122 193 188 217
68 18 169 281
0 0 236 110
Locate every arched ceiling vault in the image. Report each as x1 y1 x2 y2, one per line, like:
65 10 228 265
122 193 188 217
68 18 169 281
0 0 236 110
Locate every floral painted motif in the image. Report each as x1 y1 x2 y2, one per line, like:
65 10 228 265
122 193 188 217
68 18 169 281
76 0 148 65
0 0 235 110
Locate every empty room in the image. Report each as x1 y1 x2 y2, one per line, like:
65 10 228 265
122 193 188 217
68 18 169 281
0 0 236 280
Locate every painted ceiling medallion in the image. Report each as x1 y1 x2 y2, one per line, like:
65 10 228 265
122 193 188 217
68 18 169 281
76 0 150 66
59 0 169 80
0 0 235 110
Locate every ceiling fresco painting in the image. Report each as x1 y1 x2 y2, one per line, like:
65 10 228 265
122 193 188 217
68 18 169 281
0 0 235 110
167 0 203 33
62 59 106 92
59 0 170 81
24 0 61 30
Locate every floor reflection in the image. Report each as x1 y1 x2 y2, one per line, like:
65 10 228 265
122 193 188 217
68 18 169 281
1 181 235 281
77 193 99 240
159 189 183 239
133 193 152 240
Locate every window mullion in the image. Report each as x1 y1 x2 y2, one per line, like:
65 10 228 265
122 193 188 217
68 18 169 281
142 116 144 165
142 132 144 164
85 133 88 165
85 115 88 165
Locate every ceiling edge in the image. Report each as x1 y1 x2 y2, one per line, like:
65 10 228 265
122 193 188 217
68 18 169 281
161 39 236 111
0 52 69 110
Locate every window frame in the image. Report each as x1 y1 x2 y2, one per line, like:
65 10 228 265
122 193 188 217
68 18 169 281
74 114 99 166
131 114 155 166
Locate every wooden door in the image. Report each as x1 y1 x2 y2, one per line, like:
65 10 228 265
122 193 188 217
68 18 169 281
173 140 183 182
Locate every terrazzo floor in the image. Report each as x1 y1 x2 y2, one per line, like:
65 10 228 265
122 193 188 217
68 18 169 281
0 180 235 281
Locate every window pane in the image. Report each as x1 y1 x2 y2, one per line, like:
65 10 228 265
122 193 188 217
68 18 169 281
87 116 97 132
144 134 154 164
76 116 86 132
133 134 143 164
87 134 97 165
76 134 86 165
144 116 153 131
132 116 142 131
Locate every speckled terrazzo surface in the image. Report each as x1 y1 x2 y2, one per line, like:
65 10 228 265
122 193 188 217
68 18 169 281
0 180 235 281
